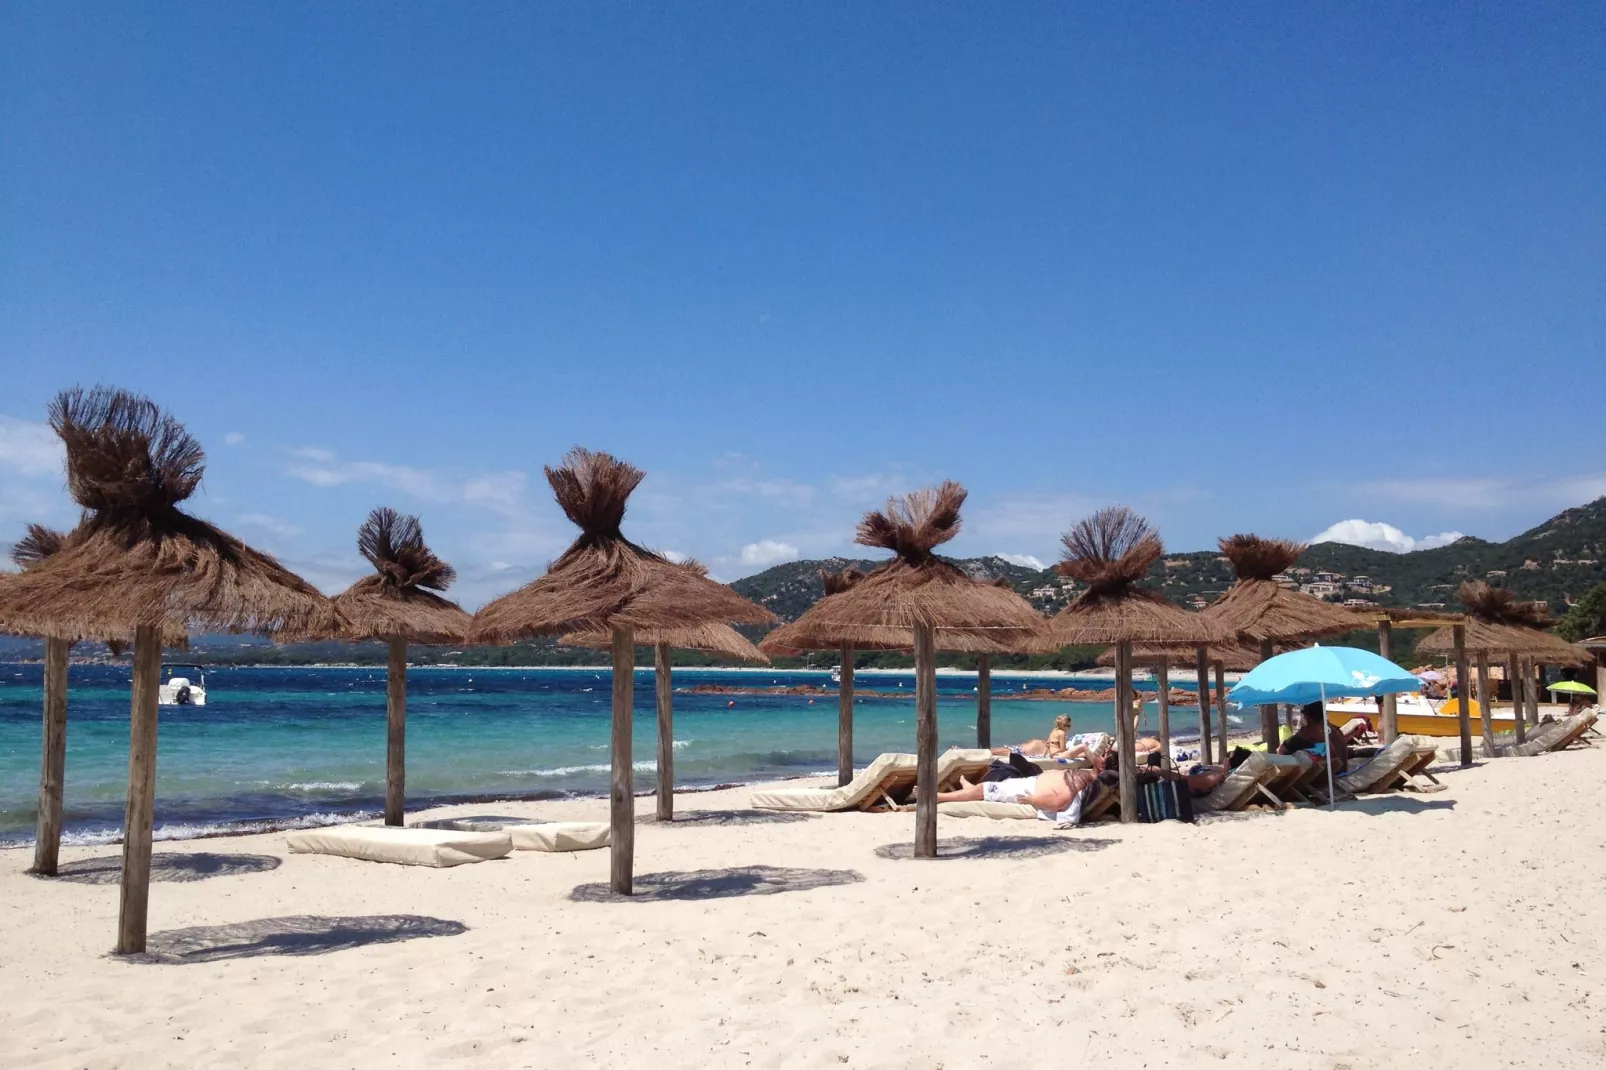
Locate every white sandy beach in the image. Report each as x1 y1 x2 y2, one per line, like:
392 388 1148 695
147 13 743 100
3 743 1605 1069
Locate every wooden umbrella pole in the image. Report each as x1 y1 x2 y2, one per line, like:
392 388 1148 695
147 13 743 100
1453 625 1472 767
1531 661 1544 726
654 642 674 822
384 637 407 826
1508 654 1526 745
1114 639 1136 824
32 636 69 876
837 641 855 787
610 626 635 895
1257 637 1278 750
1377 619 1397 744
1476 652 1495 758
116 625 161 955
1155 656 1171 766
1194 645 1212 765
1214 661 1228 762
913 621 938 859
976 653 992 750
1597 651 1606 713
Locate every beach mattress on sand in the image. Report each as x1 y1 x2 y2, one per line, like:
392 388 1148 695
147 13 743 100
415 818 609 852
287 826 513 867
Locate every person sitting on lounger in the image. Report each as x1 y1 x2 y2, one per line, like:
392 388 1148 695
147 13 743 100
1277 701 1350 773
989 714 1093 759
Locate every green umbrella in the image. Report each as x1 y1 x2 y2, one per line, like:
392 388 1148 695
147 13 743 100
1546 680 1597 696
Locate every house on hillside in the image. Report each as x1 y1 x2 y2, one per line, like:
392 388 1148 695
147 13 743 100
1301 581 1342 598
1486 569 1507 579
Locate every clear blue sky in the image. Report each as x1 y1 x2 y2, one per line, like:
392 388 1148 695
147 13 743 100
2 3 1602 605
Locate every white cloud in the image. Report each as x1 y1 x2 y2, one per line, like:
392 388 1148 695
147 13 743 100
995 553 1047 570
738 539 800 567
223 432 246 446
717 477 815 509
290 446 337 463
830 472 910 504
1310 520 1465 554
661 550 691 564
461 471 530 518
235 513 304 539
0 417 62 477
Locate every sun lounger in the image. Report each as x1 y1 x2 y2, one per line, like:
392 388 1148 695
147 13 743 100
1260 751 1322 804
287 825 514 867
1333 734 1429 795
937 779 1117 824
413 818 609 852
1196 751 1280 812
750 749 996 812
1437 708 1599 761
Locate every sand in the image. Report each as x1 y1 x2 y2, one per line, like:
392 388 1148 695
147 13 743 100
3 743 1606 1069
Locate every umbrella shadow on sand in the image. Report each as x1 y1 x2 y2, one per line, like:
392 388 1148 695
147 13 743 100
44 852 281 885
873 836 1115 861
570 865 863 902
128 914 467 964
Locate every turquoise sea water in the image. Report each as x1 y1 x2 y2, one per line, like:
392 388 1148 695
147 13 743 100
0 664 1206 847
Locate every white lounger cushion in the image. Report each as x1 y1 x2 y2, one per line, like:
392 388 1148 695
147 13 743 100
749 749 995 812
287 825 513 867
1197 751 1277 812
937 800 1039 820
1337 733 1426 793
412 818 610 852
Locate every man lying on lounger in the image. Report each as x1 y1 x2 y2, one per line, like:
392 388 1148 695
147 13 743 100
935 756 1105 817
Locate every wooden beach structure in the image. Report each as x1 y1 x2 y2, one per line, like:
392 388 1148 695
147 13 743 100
1202 536 1362 749
1050 507 1222 823
1416 582 1592 762
471 448 775 893
758 482 1045 857
0 388 337 953
1096 639 1268 762
561 604 770 821
325 508 471 827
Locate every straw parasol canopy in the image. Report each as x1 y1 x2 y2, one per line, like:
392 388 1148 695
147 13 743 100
758 483 1046 653
0 389 338 642
0 387 339 954
1048 508 1222 647
332 507 471 645
470 448 775 892
1415 582 1591 667
1201 535 1362 643
560 620 769 663
1097 640 1270 674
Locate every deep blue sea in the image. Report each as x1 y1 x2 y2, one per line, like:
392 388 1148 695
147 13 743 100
0 664 1211 847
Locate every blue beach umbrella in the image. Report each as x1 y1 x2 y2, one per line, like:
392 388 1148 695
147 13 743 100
1227 645 1421 809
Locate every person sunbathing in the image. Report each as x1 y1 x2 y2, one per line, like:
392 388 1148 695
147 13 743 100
1277 702 1350 773
988 714 1092 759
936 759 1103 816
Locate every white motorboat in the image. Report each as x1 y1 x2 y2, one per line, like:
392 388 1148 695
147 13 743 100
158 663 207 706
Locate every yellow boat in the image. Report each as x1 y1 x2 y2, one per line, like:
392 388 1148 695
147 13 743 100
1325 694 1517 738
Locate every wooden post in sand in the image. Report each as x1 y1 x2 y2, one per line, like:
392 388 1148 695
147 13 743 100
1508 654 1526 745
1194 645 1212 765
976 653 992 750
1114 639 1137 823
837 641 855 787
385 638 407 826
1532 661 1545 724
913 621 939 858
655 642 674 822
116 625 160 955
1258 637 1278 750
32 636 69 876
1155 656 1172 765
1377 619 1397 744
1215 661 1228 762
1596 650 1606 712
1476 652 1496 758
1453 625 1472 767
610 626 635 895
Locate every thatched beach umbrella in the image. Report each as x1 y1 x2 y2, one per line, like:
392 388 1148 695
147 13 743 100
471 449 775 893
0 387 337 953
331 507 471 827
4 526 190 877
1416 582 1592 759
1203 536 1361 750
758 483 1046 858
560 595 770 822
1050 508 1222 823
